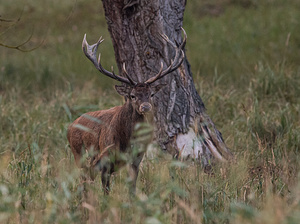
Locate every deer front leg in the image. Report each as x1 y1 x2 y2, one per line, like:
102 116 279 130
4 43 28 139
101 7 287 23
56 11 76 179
101 167 111 195
128 152 144 195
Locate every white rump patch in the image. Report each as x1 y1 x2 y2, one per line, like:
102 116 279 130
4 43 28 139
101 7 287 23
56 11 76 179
176 128 204 160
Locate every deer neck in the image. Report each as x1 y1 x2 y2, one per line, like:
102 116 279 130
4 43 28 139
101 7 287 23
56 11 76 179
117 101 144 134
123 100 144 126
116 101 144 151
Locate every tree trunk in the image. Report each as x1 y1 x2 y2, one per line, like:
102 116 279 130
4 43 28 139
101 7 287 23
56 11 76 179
101 0 233 168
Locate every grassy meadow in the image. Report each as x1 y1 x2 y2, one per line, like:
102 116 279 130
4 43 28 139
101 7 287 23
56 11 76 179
1 0 300 223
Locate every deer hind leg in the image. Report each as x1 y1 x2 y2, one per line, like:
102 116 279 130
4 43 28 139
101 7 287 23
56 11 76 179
76 170 89 221
80 157 101 222
78 148 98 220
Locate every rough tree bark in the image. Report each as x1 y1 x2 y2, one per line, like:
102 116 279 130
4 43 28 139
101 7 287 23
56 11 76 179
100 0 233 168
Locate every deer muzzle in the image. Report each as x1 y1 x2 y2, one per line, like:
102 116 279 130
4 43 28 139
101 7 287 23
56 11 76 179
139 103 152 114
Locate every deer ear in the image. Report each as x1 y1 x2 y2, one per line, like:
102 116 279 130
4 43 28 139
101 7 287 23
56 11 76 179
152 83 166 94
115 85 131 96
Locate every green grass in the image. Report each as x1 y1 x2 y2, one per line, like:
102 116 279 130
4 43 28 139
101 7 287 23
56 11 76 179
1 0 300 223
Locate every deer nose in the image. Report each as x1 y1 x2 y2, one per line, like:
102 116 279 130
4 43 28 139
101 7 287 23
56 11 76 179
139 103 152 114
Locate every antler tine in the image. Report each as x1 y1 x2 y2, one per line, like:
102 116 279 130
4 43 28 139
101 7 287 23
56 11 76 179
177 27 187 50
82 34 132 85
145 27 187 84
160 49 185 76
144 62 164 84
122 63 137 85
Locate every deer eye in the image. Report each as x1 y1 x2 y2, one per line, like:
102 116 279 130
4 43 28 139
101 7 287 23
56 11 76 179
130 95 136 99
150 93 155 98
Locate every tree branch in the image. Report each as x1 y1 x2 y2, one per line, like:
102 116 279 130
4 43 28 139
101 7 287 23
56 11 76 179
0 12 44 52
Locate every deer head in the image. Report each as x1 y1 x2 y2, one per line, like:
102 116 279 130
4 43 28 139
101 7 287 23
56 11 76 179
114 82 167 115
82 28 187 115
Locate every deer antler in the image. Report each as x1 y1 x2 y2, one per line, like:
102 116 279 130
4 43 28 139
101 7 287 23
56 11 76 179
82 34 135 85
145 27 187 84
83 27 186 86
122 63 137 85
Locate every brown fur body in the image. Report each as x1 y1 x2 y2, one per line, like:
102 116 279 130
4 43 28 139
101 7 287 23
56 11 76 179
67 99 145 193
67 84 161 194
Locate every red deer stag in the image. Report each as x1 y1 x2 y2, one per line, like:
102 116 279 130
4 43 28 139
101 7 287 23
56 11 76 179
67 28 186 195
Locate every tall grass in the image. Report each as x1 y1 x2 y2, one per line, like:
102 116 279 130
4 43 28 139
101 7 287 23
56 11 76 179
0 0 300 223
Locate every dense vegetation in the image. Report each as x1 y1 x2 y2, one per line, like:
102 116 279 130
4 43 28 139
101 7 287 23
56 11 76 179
1 0 299 223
